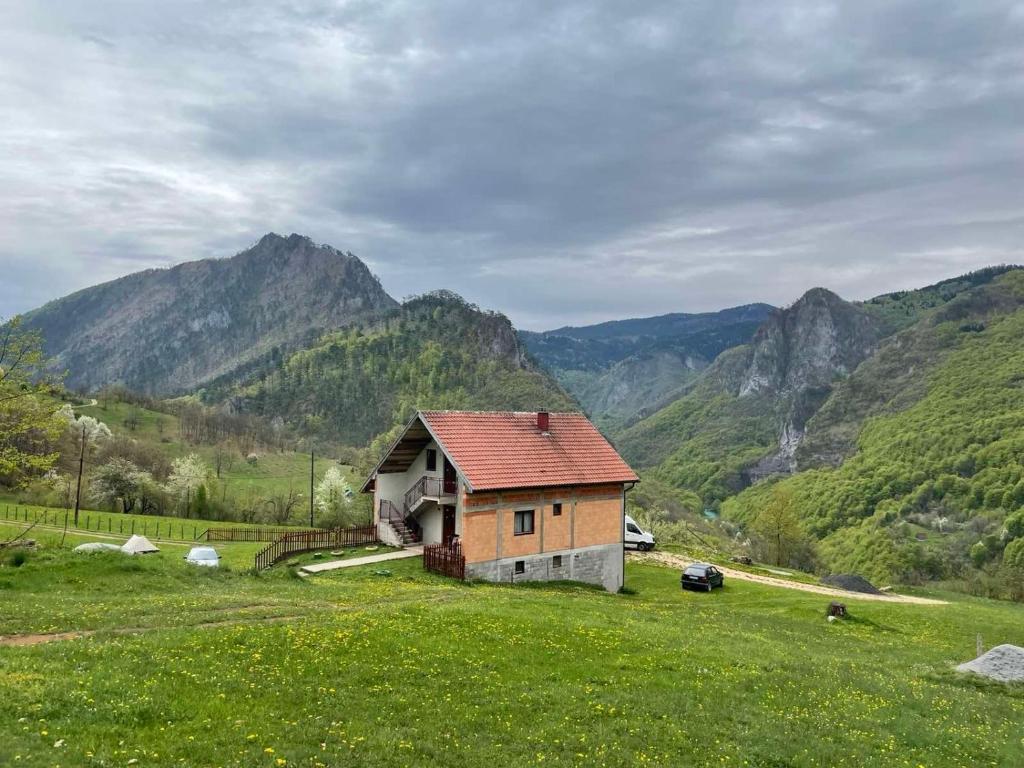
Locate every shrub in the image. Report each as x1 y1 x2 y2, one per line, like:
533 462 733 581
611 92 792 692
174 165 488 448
6 549 29 568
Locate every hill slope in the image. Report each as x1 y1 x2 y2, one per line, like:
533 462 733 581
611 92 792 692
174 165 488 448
521 304 772 429
24 233 398 394
214 291 576 446
617 288 885 502
619 268 1024 509
723 270 1024 583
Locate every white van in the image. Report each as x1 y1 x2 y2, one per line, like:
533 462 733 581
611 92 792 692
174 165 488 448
624 515 656 551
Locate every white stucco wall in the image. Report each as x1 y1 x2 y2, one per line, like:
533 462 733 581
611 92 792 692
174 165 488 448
374 439 458 537
419 504 443 544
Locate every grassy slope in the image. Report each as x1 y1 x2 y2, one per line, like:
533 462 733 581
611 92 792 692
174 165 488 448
1 546 1023 767
724 272 1024 581
69 399 358 515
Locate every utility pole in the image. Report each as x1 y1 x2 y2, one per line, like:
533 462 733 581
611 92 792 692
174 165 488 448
309 448 315 528
73 424 86 527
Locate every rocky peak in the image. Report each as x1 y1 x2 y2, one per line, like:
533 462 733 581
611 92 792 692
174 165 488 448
25 233 399 394
740 287 882 397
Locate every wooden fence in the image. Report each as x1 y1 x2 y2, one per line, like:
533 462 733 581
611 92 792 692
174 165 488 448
206 526 311 543
1 505 204 541
254 525 378 570
423 541 465 580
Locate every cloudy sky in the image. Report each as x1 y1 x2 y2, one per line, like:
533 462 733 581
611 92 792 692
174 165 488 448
2 2 1023 329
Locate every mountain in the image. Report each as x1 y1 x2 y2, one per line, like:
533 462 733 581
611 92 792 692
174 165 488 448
212 291 576 446
521 304 773 429
617 267 1024 502
24 233 398 394
615 288 885 502
723 269 1024 583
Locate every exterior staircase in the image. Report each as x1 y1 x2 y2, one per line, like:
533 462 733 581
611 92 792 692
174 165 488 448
379 499 422 546
389 517 421 546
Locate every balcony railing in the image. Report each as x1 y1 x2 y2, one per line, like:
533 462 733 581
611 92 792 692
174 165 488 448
379 498 421 541
403 475 456 513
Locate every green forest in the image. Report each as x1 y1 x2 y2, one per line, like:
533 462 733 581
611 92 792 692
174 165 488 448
228 292 574 445
724 278 1024 591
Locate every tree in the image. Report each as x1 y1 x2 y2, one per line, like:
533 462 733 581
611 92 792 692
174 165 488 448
89 458 150 513
1005 510 1024 541
166 454 211 517
56 404 113 444
0 317 64 482
314 466 356 527
212 444 234 479
264 489 302 525
1004 537 1024 570
751 485 807 567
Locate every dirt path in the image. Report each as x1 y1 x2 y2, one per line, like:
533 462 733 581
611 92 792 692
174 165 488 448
634 551 947 605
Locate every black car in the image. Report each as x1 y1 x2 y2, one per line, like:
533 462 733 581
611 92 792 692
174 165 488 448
681 563 724 592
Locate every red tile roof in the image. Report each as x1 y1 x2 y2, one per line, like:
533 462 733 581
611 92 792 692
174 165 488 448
419 410 638 492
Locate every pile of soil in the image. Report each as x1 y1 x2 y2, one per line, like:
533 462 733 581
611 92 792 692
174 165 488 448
957 645 1024 683
821 574 882 595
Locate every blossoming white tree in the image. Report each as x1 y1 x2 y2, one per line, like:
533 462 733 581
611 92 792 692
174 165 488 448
314 466 356 527
166 454 211 517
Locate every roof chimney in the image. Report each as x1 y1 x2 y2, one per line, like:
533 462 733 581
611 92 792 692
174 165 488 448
537 411 550 433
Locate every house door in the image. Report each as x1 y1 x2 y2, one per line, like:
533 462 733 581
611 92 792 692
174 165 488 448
442 505 456 544
443 456 457 494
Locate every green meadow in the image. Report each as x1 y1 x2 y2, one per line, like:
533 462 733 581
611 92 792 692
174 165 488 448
1 539 1022 767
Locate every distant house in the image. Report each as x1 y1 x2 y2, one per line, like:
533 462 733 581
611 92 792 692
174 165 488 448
362 410 638 591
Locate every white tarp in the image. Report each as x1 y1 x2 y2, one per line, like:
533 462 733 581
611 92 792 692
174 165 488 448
74 542 123 553
121 534 160 554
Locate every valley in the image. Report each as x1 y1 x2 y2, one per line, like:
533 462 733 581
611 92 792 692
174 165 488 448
4 236 1024 600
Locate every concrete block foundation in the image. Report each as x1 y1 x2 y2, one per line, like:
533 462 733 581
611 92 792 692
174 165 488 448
465 542 623 592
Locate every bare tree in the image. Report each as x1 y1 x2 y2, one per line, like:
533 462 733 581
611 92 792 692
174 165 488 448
213 444 234 479
263 489 302 525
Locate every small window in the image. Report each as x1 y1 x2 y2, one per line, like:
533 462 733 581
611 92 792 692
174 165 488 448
552 502 562 517
514 509 535 535
425 449 437 472
627 523 641 534
514 560 525 575
552 555 562 568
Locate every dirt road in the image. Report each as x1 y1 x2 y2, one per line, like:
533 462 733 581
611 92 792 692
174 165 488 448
633 550 947 605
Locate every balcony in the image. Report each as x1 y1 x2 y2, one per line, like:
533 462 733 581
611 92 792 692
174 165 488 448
404 475 457 515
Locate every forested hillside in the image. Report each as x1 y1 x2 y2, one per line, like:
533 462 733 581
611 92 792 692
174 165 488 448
218 292 575 446
619 268 1024 508
617 288 885 503
723 270 1024 585
521 304 771 429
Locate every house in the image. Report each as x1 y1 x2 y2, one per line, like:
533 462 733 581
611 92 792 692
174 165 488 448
361 410 639 592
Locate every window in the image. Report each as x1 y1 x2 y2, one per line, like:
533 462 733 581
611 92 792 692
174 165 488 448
514 509 535 535
514 560 525 575
552 555 562 568
627 523 641 534
425 449 437 472
552 502 562 517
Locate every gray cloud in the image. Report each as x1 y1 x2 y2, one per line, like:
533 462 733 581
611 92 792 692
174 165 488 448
1 0 1022 328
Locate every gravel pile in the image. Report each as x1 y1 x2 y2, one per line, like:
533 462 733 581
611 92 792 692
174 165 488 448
957 645 1024 683
821 574 882 595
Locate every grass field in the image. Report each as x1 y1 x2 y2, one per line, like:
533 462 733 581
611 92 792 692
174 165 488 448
0 499 313 543
71 399 361 513
1 539 1022 767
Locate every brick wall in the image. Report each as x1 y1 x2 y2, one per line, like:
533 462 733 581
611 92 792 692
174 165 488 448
461 484 624 563
462 510 498 563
